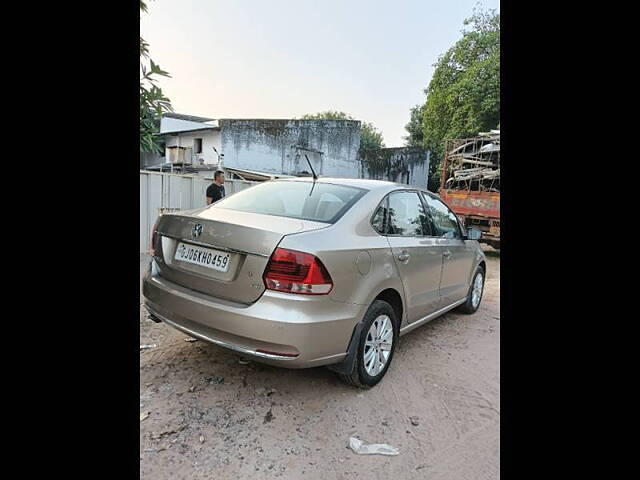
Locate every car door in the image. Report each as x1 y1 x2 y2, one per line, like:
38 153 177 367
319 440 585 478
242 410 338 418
383 190 443 323
421 193 476 306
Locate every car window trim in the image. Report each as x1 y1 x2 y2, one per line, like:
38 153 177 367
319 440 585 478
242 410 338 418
370 189 441 239
416 191 437 237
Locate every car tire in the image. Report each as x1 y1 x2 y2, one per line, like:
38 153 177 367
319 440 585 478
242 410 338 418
338 300 398 389
458 266 485 314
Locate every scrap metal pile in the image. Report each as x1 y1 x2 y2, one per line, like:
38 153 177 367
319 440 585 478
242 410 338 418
443 130 500 192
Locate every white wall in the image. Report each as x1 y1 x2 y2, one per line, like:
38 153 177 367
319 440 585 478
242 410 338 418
164 130 221 165
219 119 362 177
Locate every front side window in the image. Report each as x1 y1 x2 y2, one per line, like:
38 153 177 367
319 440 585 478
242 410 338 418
387 191 432 236
422 194 461 239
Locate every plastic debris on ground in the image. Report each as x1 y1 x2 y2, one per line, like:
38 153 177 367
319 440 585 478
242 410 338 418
140 344 157 351
349 437 399 456
140 411 150 422
184 337 197 342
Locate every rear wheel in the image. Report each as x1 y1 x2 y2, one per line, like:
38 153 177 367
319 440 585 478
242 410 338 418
458 267 485 314
338 300 398 389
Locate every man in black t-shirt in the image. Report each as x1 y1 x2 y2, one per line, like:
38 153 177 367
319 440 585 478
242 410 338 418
206 170 226 204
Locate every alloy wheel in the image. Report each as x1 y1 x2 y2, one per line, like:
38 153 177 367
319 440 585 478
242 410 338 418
363 315 393 376
471 272 484 308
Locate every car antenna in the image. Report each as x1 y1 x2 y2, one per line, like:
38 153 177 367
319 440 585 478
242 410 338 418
304 154 317 197
304 154 318 181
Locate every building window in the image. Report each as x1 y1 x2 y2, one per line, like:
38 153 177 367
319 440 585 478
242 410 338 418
194 138 203 154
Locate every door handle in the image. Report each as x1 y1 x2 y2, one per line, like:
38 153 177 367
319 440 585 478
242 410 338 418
397 251 410 262
443 250 452 259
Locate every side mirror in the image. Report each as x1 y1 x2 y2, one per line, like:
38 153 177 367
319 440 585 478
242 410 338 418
466 228 482 241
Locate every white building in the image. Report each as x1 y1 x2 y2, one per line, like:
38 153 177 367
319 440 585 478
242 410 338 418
140 113 222 172
160 114 222 167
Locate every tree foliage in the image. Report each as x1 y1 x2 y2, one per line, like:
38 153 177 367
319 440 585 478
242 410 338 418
403 103 425 147
140 0 172 153
301 111 385 151
359 121 385 151
417 7 500 190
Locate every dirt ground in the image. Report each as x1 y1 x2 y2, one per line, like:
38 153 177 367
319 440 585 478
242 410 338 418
140 247 500 479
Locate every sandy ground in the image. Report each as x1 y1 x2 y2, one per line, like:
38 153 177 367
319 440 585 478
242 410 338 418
140 247 500 479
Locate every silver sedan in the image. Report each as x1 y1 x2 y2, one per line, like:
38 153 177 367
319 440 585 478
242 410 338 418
143 178 486 388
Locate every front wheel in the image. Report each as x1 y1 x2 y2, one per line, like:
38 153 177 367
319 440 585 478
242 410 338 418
338 300 398 389
458 267 485 314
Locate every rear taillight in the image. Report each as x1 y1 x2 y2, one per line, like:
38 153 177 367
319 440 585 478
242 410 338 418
263 248 333 295
150 217 161 256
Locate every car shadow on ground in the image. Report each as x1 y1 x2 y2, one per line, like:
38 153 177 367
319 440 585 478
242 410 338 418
142 329 353 394
148 306 470 394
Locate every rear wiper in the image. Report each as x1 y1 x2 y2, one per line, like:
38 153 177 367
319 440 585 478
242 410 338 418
305 154 317 197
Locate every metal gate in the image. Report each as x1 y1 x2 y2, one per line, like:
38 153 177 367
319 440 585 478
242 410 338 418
139 170 259 252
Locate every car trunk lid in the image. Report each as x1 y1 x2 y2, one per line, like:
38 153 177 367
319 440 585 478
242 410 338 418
154 207 329 304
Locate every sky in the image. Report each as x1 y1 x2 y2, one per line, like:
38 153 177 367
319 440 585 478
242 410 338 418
141 0 500 146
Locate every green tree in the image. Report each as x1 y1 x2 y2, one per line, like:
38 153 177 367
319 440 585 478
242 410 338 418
140 0 172 154
301 111 385 151
420 7 500 191
403 103 425 147
359 121 385 151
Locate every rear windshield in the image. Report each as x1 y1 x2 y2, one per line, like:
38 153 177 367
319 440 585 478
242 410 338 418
211 181 367 223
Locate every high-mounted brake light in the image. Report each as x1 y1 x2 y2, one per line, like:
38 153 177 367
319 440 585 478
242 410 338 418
263 248 333 295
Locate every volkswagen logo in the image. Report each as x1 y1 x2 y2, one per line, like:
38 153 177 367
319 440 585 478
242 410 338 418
191 223 203 238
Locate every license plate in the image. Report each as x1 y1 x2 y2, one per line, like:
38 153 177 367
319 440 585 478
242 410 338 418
174 242 231 272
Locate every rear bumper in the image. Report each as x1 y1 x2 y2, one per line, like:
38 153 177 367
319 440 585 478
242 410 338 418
142 261 365 368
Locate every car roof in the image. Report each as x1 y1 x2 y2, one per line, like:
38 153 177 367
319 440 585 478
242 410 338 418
277 176 426 192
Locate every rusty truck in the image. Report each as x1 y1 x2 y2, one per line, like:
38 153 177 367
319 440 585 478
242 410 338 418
439 130 500 249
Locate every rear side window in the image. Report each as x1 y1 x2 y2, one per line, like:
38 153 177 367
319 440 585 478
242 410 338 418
422 194 461 239
211 181 366 223
387 191 432 236
371 197 388 234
